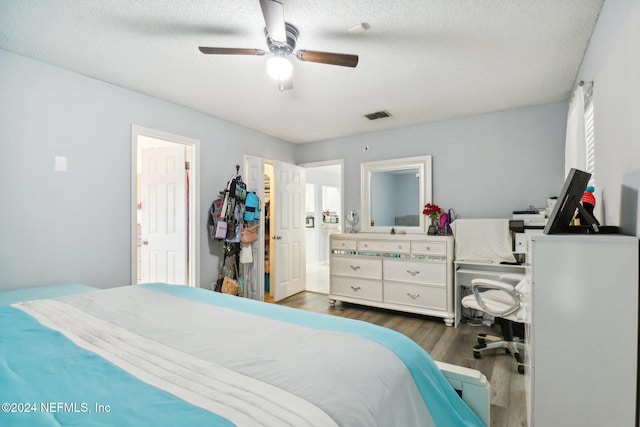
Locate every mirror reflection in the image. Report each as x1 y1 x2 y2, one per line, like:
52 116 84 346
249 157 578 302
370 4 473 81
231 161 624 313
370 169 420 227
361 156 432 233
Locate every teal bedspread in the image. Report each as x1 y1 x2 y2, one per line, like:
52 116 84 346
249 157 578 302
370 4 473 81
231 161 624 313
0 305 232 427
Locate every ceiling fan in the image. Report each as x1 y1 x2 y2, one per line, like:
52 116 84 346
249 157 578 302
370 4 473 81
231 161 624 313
199 0 359 91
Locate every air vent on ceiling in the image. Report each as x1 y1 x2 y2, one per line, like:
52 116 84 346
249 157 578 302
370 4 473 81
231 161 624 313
364 110 392 121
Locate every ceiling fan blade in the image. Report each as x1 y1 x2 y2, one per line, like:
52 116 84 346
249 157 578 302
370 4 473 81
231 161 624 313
277 77 293 92
199 47 265 56
295 50 359 68
259 0 286 45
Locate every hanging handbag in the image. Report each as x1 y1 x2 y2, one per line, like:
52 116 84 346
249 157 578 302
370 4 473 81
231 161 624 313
226 221 242 243
223 242 240 256
215 220 228 239
234 180 247 200
221 276 239 295
241 224 259 244
240 243 253 264
229 177 247 201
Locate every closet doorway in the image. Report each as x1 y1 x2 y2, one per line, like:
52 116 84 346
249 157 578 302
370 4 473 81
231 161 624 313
244 156 306 302
131 125 200 286
302 160 344 294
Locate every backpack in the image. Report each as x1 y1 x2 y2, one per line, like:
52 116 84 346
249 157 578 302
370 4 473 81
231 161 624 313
229 177 247 201
207 197 225 240
244 192 260 221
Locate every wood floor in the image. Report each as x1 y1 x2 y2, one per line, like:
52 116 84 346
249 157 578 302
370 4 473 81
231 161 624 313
277 291 526 427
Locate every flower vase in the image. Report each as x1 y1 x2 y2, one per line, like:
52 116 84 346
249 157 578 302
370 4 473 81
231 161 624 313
427 217 438 235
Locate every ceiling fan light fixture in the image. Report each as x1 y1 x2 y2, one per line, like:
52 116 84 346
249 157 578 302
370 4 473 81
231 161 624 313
266 55 293 80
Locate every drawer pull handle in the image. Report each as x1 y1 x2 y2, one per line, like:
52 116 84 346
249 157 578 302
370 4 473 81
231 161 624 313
426 246 431 251
406 270 420 276
350 265 361 270
407 293 420 300
350 286 361 292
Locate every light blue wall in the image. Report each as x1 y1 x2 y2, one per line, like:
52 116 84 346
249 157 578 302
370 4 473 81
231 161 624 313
296 103 568 220
0 49 295 291
0 45 584 292
574 0 640 235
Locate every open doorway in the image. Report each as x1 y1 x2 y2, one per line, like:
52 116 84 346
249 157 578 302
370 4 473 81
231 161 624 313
131 125 200 286
302 160 344 294
243 156 306 302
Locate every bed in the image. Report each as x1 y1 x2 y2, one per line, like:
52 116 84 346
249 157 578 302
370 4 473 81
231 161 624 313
0 284 489 426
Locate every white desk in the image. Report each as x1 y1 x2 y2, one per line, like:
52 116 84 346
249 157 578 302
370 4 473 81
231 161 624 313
454 261 526 327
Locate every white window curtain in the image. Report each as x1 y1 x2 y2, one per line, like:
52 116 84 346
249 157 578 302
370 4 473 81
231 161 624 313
564 85 586 177
584 99 595 184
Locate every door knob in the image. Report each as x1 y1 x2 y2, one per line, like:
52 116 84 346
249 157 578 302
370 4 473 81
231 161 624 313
141 239 149 245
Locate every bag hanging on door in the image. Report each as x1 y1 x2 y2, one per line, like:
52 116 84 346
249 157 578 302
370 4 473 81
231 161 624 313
240 243 253 264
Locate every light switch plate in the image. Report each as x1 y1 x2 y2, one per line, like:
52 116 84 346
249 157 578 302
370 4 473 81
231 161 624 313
55 156 67 172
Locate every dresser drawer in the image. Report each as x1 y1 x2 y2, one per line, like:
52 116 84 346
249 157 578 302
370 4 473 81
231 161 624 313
358 240 410 254
331 256 382 280
384 282 447 310
383 259 447 285
330 239 357 251
331 276 382 301
411 240 447 256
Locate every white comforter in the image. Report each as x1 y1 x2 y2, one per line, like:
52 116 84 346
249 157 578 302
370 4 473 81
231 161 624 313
17 286 436 426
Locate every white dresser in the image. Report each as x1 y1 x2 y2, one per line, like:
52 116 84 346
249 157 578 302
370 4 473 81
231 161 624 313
526 234 639 427
329 233 455 325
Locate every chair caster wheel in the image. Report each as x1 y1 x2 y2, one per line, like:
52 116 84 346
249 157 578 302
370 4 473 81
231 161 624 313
518 365 525 375
477 338 486 345
473 351 482 359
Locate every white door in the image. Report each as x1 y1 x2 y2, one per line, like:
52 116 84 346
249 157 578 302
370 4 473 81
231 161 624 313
273 160 306 301
243 155 265 301
140 146 187 284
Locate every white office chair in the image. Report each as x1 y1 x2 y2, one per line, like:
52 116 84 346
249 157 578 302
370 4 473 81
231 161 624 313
461 274 529 374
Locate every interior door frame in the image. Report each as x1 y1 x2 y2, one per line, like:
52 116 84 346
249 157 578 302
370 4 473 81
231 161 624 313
131 125 201 286
299 159 345 234
272 160 306 301
242 154 265 301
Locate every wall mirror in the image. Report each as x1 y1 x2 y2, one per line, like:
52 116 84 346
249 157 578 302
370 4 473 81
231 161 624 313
361 155 432 233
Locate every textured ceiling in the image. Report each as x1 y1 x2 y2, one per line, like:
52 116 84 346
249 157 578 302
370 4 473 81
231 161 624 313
0 0 603 144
